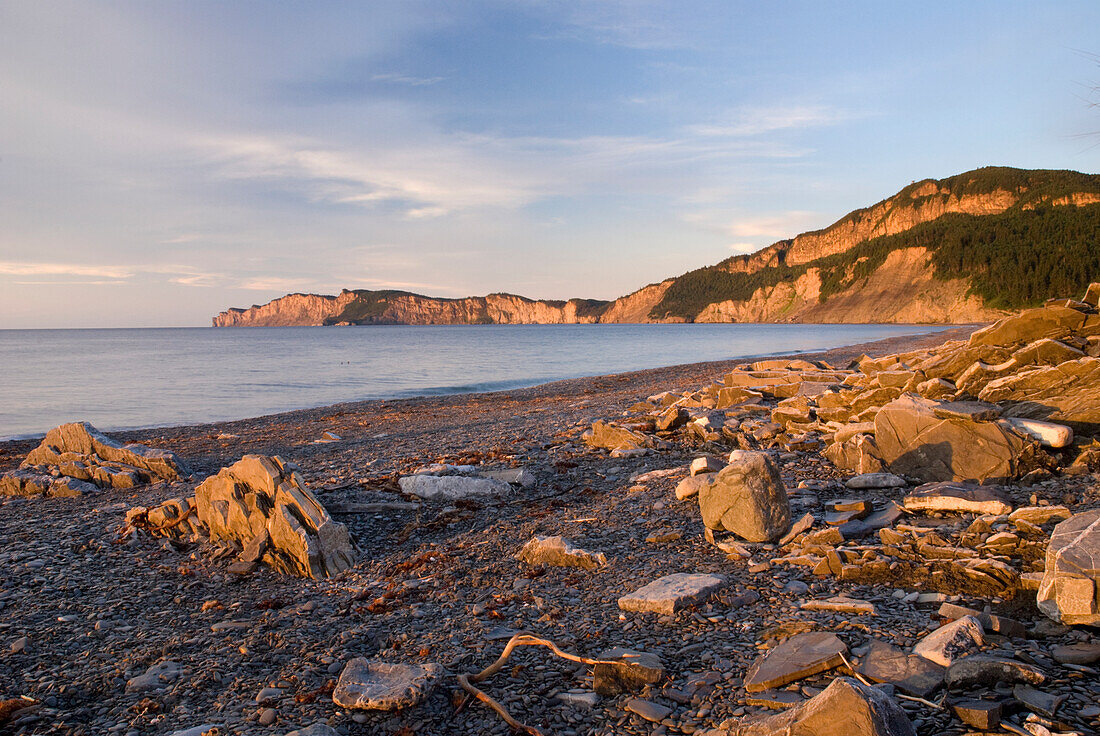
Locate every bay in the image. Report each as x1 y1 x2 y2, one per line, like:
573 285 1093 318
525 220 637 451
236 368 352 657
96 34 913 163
0 323 948 439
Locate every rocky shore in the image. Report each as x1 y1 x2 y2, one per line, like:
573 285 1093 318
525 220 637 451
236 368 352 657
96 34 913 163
1 298 1098 736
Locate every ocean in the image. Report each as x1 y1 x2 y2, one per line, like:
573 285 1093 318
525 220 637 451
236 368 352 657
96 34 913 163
0 323 950 440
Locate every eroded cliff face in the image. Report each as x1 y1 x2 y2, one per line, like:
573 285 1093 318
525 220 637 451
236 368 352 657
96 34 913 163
212 291 358 327
695 248 1007 324
372 293 604 325
599 281 676 323
784 184 1021 266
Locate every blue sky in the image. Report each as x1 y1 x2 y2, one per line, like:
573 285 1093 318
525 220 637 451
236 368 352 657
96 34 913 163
1 1 1098 327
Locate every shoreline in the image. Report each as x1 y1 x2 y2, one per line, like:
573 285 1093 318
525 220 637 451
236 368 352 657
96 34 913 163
0 324 975 455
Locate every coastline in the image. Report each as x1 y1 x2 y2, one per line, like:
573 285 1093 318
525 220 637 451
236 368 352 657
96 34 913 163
0 325 976 469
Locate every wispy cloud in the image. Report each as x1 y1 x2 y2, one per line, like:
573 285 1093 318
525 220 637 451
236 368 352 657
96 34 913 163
689 105 854 138
370 72 446 86
0 261 134 279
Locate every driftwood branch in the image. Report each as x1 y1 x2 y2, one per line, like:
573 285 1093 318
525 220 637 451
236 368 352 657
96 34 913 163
456 632 622 735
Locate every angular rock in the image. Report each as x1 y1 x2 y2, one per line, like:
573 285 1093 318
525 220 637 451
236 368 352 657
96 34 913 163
702 677 916 736
592 648 664 696
655 405 690 432
332 659 443 711
698 451 791 542
1050 642 1100 665
903 481 1012 516
825 434 886 474
675 474 716 500
1085 282 1100 308
744 632 847 692
856 639 944 698
21 421 187 481
398 474 511 501
480 468 537 488
691 456 726 476
1037 509 1100 625
625 698 671 723
1013 684 1065 718
912 616 984 667
800 597 876 615
932 401 1002 422
951 700 1002 730
516 536 606 571
126 660 181 692
618 572 727 615
944 654 1045 689
0 469 98 498
1008 505 1071 525
1012 338 1085 367
875 395 1031 483
968 305 1087 348
583 421 649 451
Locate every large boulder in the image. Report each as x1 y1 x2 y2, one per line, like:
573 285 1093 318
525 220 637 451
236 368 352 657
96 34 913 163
967 305 1088 349
1037 509 1100 626
701 677 916 736
133 455 355 579
874 395 1031 483
978 357 1100 434
21 422 186 482
698 451 791 542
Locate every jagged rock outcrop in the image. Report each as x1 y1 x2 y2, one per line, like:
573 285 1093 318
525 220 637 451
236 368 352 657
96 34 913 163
129 455 356 579
1 422 187 497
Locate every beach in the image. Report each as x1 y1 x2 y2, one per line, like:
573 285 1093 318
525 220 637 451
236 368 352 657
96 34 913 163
2 322 1099 736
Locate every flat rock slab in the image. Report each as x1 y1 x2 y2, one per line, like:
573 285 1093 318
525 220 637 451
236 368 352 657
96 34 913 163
398 474 512 501
624 697 671 723
593 647 664 696
744 632 848 692
332 659 444 711
903 482 1012 516
1051 642 1100 665
702 677 916 736
944 654 1045 690
618 573 727 615
846 473 906 489
800 597 877 615
856 640 944 698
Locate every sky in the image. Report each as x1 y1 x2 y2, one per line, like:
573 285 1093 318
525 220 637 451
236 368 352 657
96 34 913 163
1 1 1099 328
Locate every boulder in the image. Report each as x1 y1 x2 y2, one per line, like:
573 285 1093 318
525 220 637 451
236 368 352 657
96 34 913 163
698 451 791 542
1085 282 1100 308
874 395 1031 483
967 305 1088 348
516 536 606 571
856 639 944 698
21 421 186 482
825 434 885 474
1036 509 1100 625
135 456 355 579
978 357 1100 433
0 469 97 498
1012 338 1085 367
592 648 664 696
702 677 916 736
332 659 443 711
903 482 1012 516
398 474 511 501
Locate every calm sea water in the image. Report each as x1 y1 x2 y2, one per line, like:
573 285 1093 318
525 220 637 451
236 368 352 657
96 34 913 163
0 324 948 440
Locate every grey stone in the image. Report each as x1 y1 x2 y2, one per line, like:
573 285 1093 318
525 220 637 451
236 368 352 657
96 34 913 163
332 659 444 711
1012 684 1065 718
951 700 1001 730
617 572 727 615
125 660 181 692
943 654 1045 689
903 481 1012 516
398 474 512 501
284 724 340 736
624 697 671 722
856 640 944 698
592 647 664 696
698 450 791 542
846 473 906 490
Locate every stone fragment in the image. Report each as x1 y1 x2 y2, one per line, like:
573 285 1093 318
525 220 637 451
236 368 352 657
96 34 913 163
584 421 649 451
698 451 791 542
691 456 726 476
556 692 600 709
743 691 804 709
516 536 606 571
480 468 537 488
846 473 906 490
903 481 1012 516
592 648 664 696
936 603 1026 639
332 659 443 711
917 378 955 400
856 639 944 698
1012 338 1086 367
951 700 1002 730
943 654 1045 689
1013 684 1065 718
825 434 885 474
625 698 671 723
800 597 876 615
1009 505 1072 525
998 417 1074 449
701 677 916 736
778 513 814 545
398 474 511 500
875 395 1030 483
933 401 1002 422
0 469 98 498
912 616 984 667
618 573 727 615
1036 509 1100 625
126 660 181 692
743 632 847 692
1085 282 1100 307
675 474 716 500
1050 642 1100 665
656 405 689 432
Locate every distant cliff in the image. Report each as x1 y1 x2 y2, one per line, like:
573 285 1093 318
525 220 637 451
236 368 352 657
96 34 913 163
213 166 1100 326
